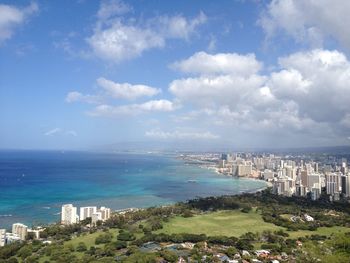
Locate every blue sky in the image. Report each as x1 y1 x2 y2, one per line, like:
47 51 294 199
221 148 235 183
1 0 350 150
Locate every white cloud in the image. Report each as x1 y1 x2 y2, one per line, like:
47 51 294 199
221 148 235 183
270 49 350 123
65 91 102 104
258 0 350 49
97 0 132 20
44 128 61 136
44 128 78 137
168 49 350 142
169 73 266 108
96 77 160 100
145 129 219 140
88 99 178 117
0 2 38 44
171 51 262 76
87 21 165 62
153 11 207 40
87 1 207 62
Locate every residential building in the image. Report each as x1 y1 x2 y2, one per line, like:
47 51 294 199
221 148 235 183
61 204 79 225
0 229 5 247
80 206 97 221
326 173 341 195
12 223 28 241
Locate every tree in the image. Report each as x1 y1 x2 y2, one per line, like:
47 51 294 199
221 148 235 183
114 240 127 249
95 232 113 244
17 246 32 260
76 242 87 252
117 231 135 241
226 247 238 257
159 250 177 262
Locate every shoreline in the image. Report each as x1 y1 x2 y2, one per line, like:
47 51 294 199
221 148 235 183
0 154 269 230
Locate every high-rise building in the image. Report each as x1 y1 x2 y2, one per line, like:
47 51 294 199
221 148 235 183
326 173 340 196
341 175 350 197
233 162 252 177
307 173 321 189
311 187 321 200
61 204 78 225
0 229 5 247
12 223 28 241
300 170 308 187
99 207 111 221
341 162 348 175
80 206 97 221
91 206 111 225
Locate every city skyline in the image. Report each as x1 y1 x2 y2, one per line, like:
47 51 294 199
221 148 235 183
1 0 350 150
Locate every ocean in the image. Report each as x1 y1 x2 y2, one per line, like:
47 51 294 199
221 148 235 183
0 150 267 229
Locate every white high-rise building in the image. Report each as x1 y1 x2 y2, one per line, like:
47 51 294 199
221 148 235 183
0 229 5 247
326 173 341 196
61 204 78 225
99 206 111 221
12 223 28 241
80 206 97 221
91 206 111 225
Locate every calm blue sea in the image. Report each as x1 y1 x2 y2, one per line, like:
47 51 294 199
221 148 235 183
0 150 267 229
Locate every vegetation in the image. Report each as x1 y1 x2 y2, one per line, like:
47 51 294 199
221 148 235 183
1 189 350 262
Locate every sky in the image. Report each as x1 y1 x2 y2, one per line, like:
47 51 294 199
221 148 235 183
1 0 350 150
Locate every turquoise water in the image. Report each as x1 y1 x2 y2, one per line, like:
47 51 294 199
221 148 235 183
0 150 267 229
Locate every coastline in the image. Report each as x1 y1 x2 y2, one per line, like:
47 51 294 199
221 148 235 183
0 152 268 229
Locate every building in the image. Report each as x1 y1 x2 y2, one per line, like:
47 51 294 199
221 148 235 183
300 170 308 187
0 229 5 247
311 187 321 200
80 206 97 221
61 204 79 225
326 173 341 196
307 173 321 189
91 212 102 225
4 233 21 244
91 206 111 225
12 223 28 241
341 175 350 197
262 169 274 180
232 162 252 177
99 206 111 221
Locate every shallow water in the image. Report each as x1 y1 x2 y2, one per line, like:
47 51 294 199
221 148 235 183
0 150 267 229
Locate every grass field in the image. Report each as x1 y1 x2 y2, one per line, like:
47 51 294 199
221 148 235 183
157 210 350 239
288 226 350 239
157 210 284 237
65 228 120 248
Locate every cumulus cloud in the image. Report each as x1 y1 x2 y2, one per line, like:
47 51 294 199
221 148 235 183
0 2 38 44
87 21 165 62
96 77 160 100
88 100 178 117
87 1 207 62
258 0 350 49
145 129 219 140
168 49 350 142
66 77 160 105
169 52 265 108
171 51 262 76
270 49 350 123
